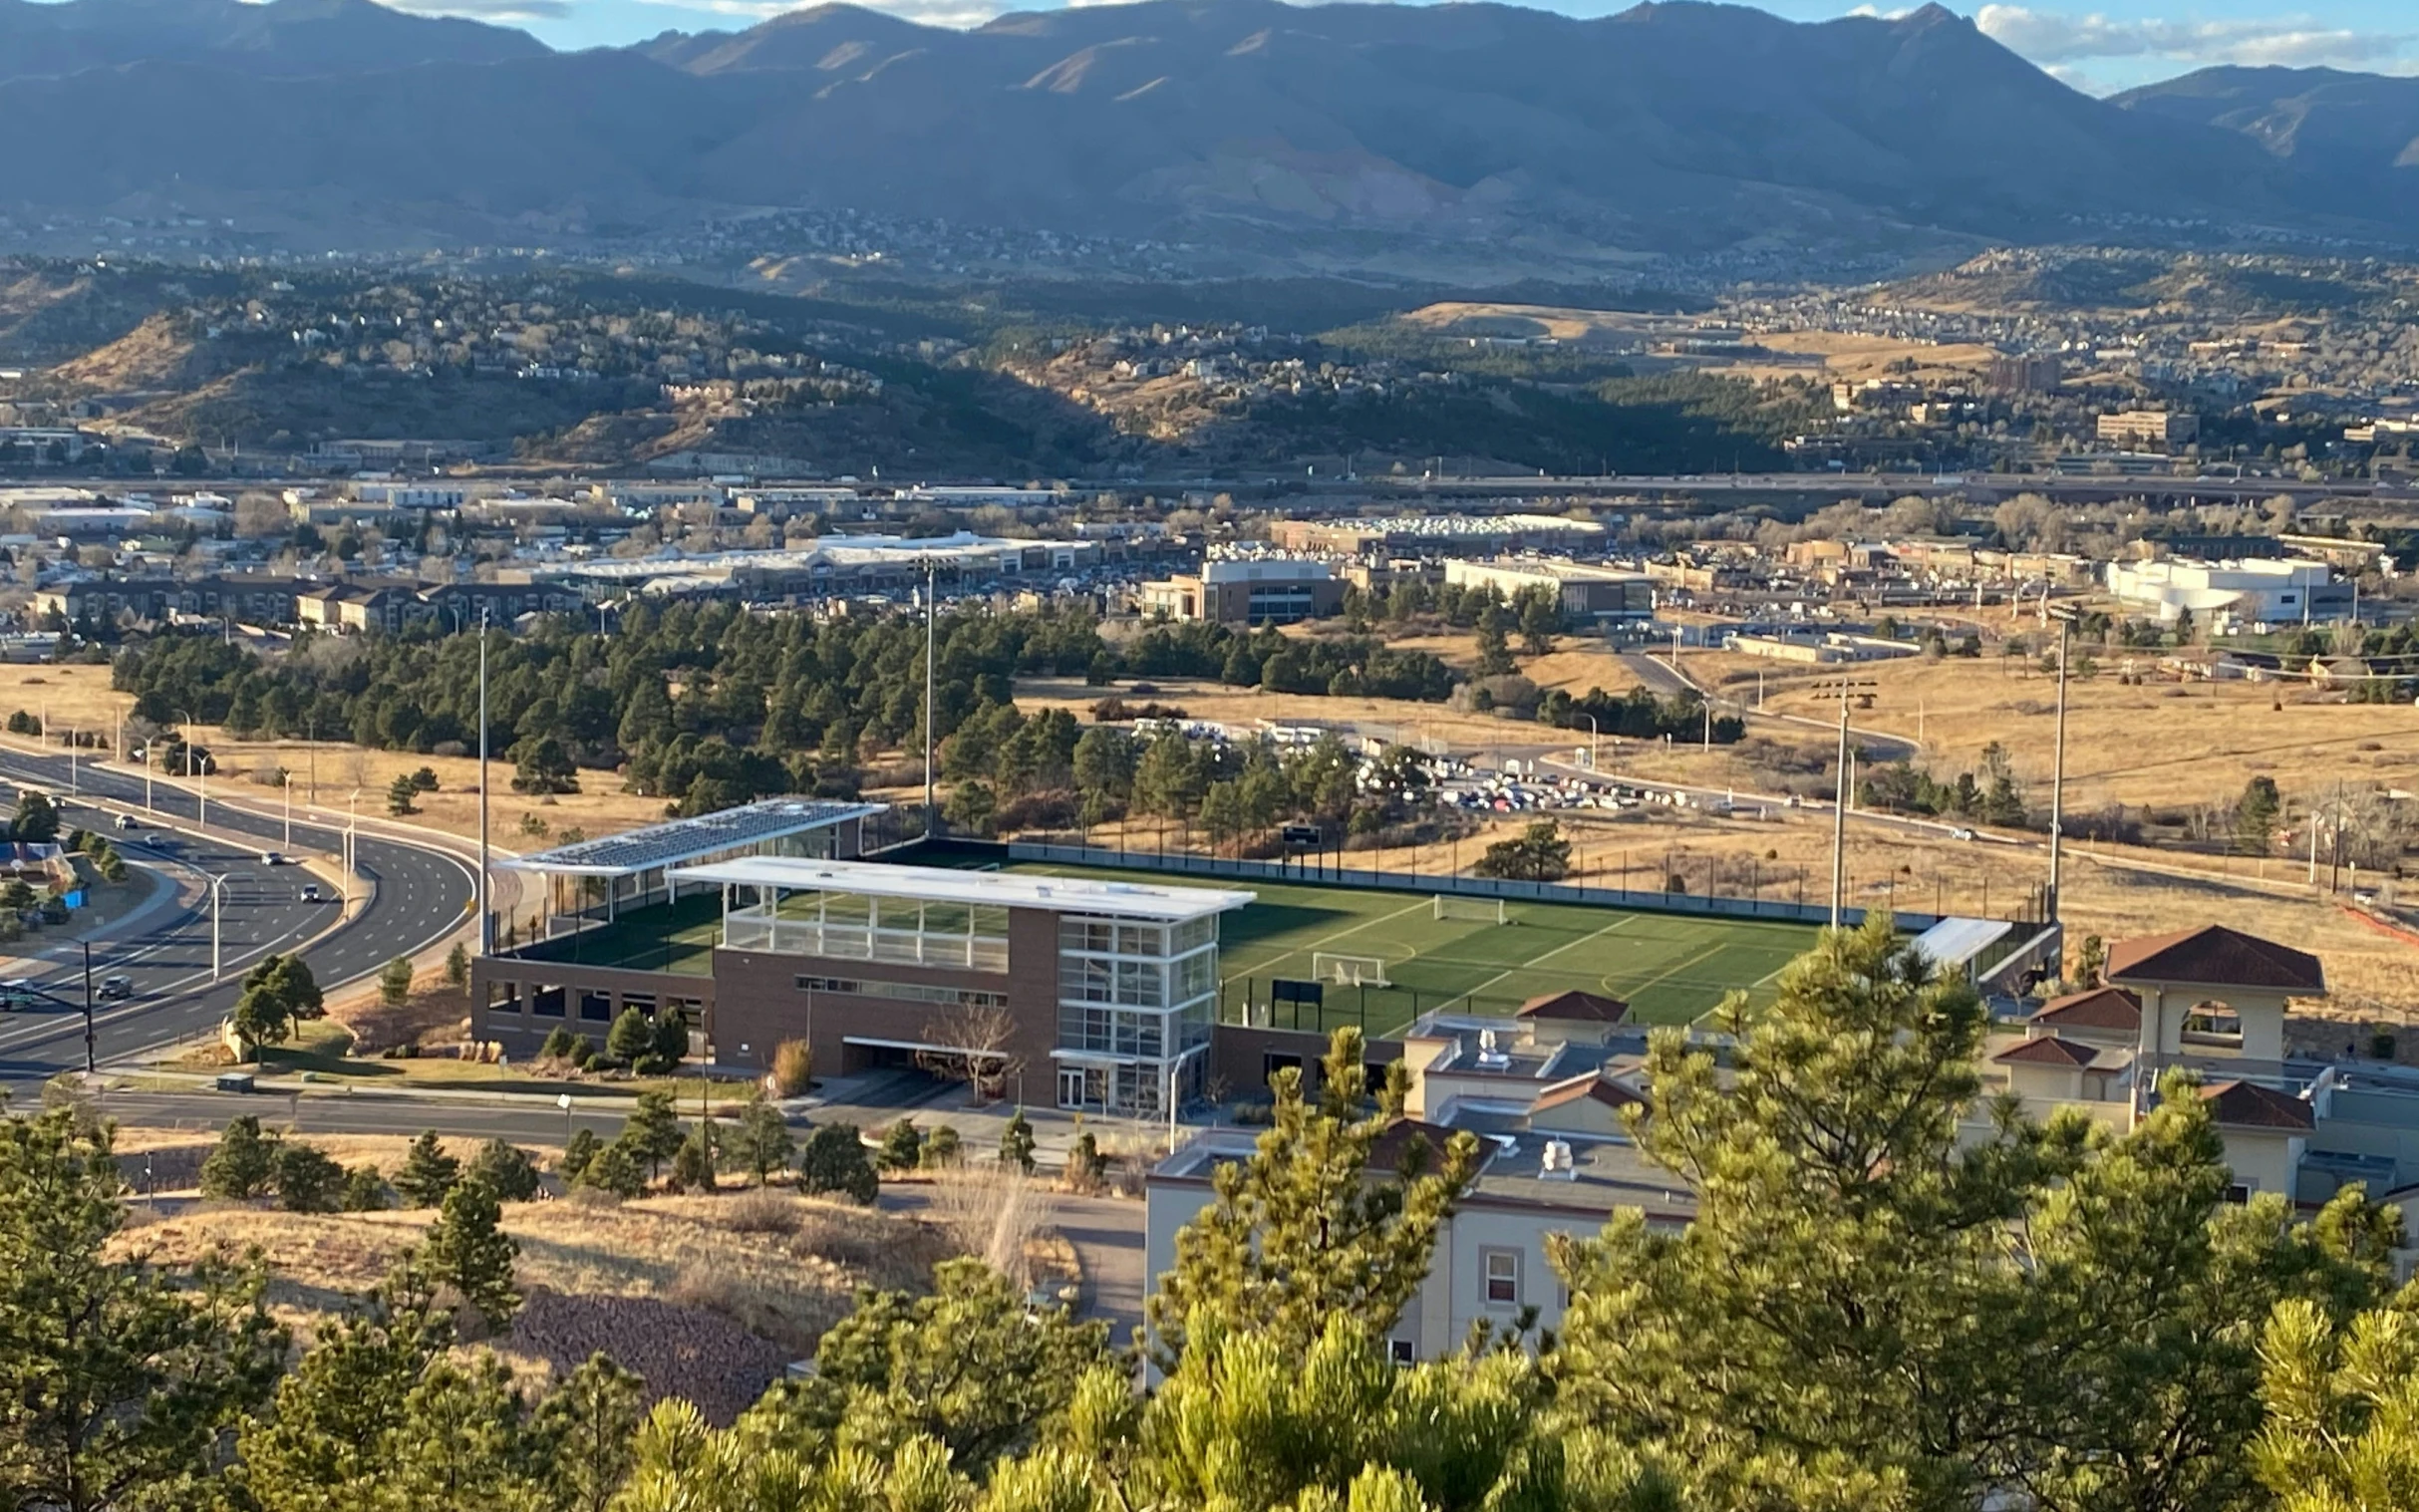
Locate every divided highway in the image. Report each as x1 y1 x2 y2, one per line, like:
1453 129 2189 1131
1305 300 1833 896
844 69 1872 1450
0 748 475 1094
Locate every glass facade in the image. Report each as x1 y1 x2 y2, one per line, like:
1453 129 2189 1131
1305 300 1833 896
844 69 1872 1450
1054 911 1219 1116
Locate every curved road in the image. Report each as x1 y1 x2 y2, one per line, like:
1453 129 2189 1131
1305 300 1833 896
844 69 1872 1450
0 749 474 1092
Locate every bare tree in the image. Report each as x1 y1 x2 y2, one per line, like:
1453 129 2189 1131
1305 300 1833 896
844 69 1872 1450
925 1165 1053 1292
915 1003 1021 1101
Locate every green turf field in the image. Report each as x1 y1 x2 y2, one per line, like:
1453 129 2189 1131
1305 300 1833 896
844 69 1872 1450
1000 860 1816 1033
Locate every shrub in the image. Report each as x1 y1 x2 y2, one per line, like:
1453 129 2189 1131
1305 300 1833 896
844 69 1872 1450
769 1040 813 1097
378 955 414 1008
724 1188 799 1235
922 1125 963 1168
605 1006 654 1067
798 1123 878 1204
998 1110 1037 1174
465 1138 541 1202
539 1026 580 1060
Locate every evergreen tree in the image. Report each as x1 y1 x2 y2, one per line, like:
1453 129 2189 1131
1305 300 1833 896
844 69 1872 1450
922 1124 962 1169
200 1114 280 1200
648 1004 689 1071
999 1110 1037 1174
1472 819 1570 882
2254 1299 2419 1512
0 1110 283 1512
558 1127 600 1184
670 1127 718 1193
2236 775 2283 857
1146 1029 1478 1369
575 1139 645 1199
379 1352 547 1510
529 1353 644 1512
274 1141 345 1214
605 1006 655 1068
377 956 414 1008
415 1179 520 1333
878 1118 924 1172
339 1163 390 1212
394 1131 461 1209
384 773 419 817
443 942 470 992
463 1139 541 1202
728 1089 794 1185
798 1123 878 1203
621 1090 683 1180
12 788 59 843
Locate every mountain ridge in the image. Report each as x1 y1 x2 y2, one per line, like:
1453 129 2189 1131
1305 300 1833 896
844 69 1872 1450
2 0 2416 269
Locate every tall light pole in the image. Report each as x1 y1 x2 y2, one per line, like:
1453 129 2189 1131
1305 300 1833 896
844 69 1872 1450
1580 712 1599 770
477 607 490 954
2045 604 2075 923
66 726 76 794
1830 684 1850 928
345 789 360 905
923 557 939 839
281 771 292 847
208 872 241 981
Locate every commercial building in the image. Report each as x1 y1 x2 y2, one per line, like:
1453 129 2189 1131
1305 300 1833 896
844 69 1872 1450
1269 513 1607 558
2104 556 2350 627
1138 559 1344 625
2096 410 2200 450
1440 559 1654 627
1987 354 2064 394
506 531 1105 604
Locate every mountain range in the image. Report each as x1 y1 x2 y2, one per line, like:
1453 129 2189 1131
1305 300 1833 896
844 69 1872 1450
3 0 2417 269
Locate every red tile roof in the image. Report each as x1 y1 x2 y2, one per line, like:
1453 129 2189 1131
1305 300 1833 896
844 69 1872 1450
1516 989 1631 1024
1533 1071 1648 1113
2106 925 2325 995
1993 1036 2099 1068
2031 986 2142 1033
2197 1079 2315 1131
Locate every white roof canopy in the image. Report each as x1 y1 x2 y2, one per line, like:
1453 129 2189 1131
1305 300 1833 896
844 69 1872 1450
670 856 1254 923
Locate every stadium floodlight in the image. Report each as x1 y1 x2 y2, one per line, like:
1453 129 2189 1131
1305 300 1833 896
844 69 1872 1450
1311 952 1390 987
1432 895 1508 925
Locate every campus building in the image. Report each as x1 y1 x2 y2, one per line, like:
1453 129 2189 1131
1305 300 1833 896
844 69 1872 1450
1439 559 1655 629
1137 558 1345 625
2103 556 2351 627
471 802 1252 1116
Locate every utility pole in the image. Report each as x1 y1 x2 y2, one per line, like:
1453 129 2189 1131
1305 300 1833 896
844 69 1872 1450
477 607 490 953
923 558 940 839
2330 777 2344 894
1831 683 1851 928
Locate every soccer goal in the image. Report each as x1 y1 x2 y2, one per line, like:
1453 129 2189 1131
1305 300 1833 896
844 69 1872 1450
1312 952 1391 987
1432 894 1508 924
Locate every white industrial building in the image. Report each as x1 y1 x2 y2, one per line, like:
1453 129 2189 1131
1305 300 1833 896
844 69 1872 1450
2104 557 2351 627
1441 558 1656 627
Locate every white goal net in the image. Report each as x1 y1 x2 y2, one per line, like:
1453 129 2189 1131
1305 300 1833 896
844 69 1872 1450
1311 952 1390 987
1432 895 1508 924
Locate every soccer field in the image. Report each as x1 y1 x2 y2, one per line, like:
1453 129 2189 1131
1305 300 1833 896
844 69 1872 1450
1000 860 1817 1033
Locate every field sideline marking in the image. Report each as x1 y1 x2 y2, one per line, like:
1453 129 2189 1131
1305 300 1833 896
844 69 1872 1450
1221 895 1439 981
1447 913 1643 1007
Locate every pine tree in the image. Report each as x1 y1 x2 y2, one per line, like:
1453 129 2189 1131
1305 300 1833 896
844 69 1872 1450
464 1138 540 1202
670 1127 718 1193
530 1353 644 1512
339 1163 390 1212
274 1140 345 1213
385 772 419 816
558 1127 601 1184
416 1179 520 1333
621 1090 683 1180
999 1109 1037 1174
394 1131 461 1208
0 1110 283 1512
380 1353 548 1510
728 1088 794 1185
200 1114 280 1200
877 1117 923 1172
605 1006 655 1068
575 1139 645 1199
1145 1028 1478 1369
921 1124 962 1169
378 955 414 1008
444 941 470 991
798 1123 878 1203
649 1004 689 1071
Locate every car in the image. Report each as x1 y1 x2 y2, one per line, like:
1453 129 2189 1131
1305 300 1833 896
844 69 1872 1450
0 978 37 1010
299 883 322 903
1948 827 1976 841
259 850 285 866
114 813 138 831
214 1072 256 1094
99 975 133 1001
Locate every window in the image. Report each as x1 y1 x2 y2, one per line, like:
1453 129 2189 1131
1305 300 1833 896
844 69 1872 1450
795 976 1007 1011
2225 1182 2254 1205
1483 1249 1520 1307
1388 1340 1415 1367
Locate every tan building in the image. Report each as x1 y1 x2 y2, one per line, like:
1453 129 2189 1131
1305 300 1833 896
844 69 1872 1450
2097 410 2200 450
1440 558 1655 626
1139 559 1343 626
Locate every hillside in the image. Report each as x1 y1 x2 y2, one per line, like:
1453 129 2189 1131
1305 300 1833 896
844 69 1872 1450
3 0 2411 268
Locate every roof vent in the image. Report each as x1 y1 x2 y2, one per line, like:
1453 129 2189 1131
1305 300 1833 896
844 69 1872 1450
1475 1028 1512 1070
1540 1139 1577 1180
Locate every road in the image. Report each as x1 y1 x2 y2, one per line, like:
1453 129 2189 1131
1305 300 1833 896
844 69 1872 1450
0 747 475 1094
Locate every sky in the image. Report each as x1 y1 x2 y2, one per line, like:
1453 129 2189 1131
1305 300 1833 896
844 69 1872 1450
384 0 2418 97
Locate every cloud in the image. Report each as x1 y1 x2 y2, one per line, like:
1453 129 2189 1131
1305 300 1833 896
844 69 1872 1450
1975 5 2416 72
383 0 573 17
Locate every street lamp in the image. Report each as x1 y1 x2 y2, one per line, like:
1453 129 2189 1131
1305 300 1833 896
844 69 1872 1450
344 789 361 905
208 872 248 981
1579 713 1599 770
281 770 292 847
177 709 207 829
557 1091 573 1145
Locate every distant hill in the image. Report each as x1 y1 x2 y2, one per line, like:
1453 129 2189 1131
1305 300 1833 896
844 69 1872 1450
4 0 2419 266
0 0 545 80
2113 67 2419 205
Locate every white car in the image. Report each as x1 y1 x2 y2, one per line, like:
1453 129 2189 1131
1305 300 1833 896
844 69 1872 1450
259 850 286 866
